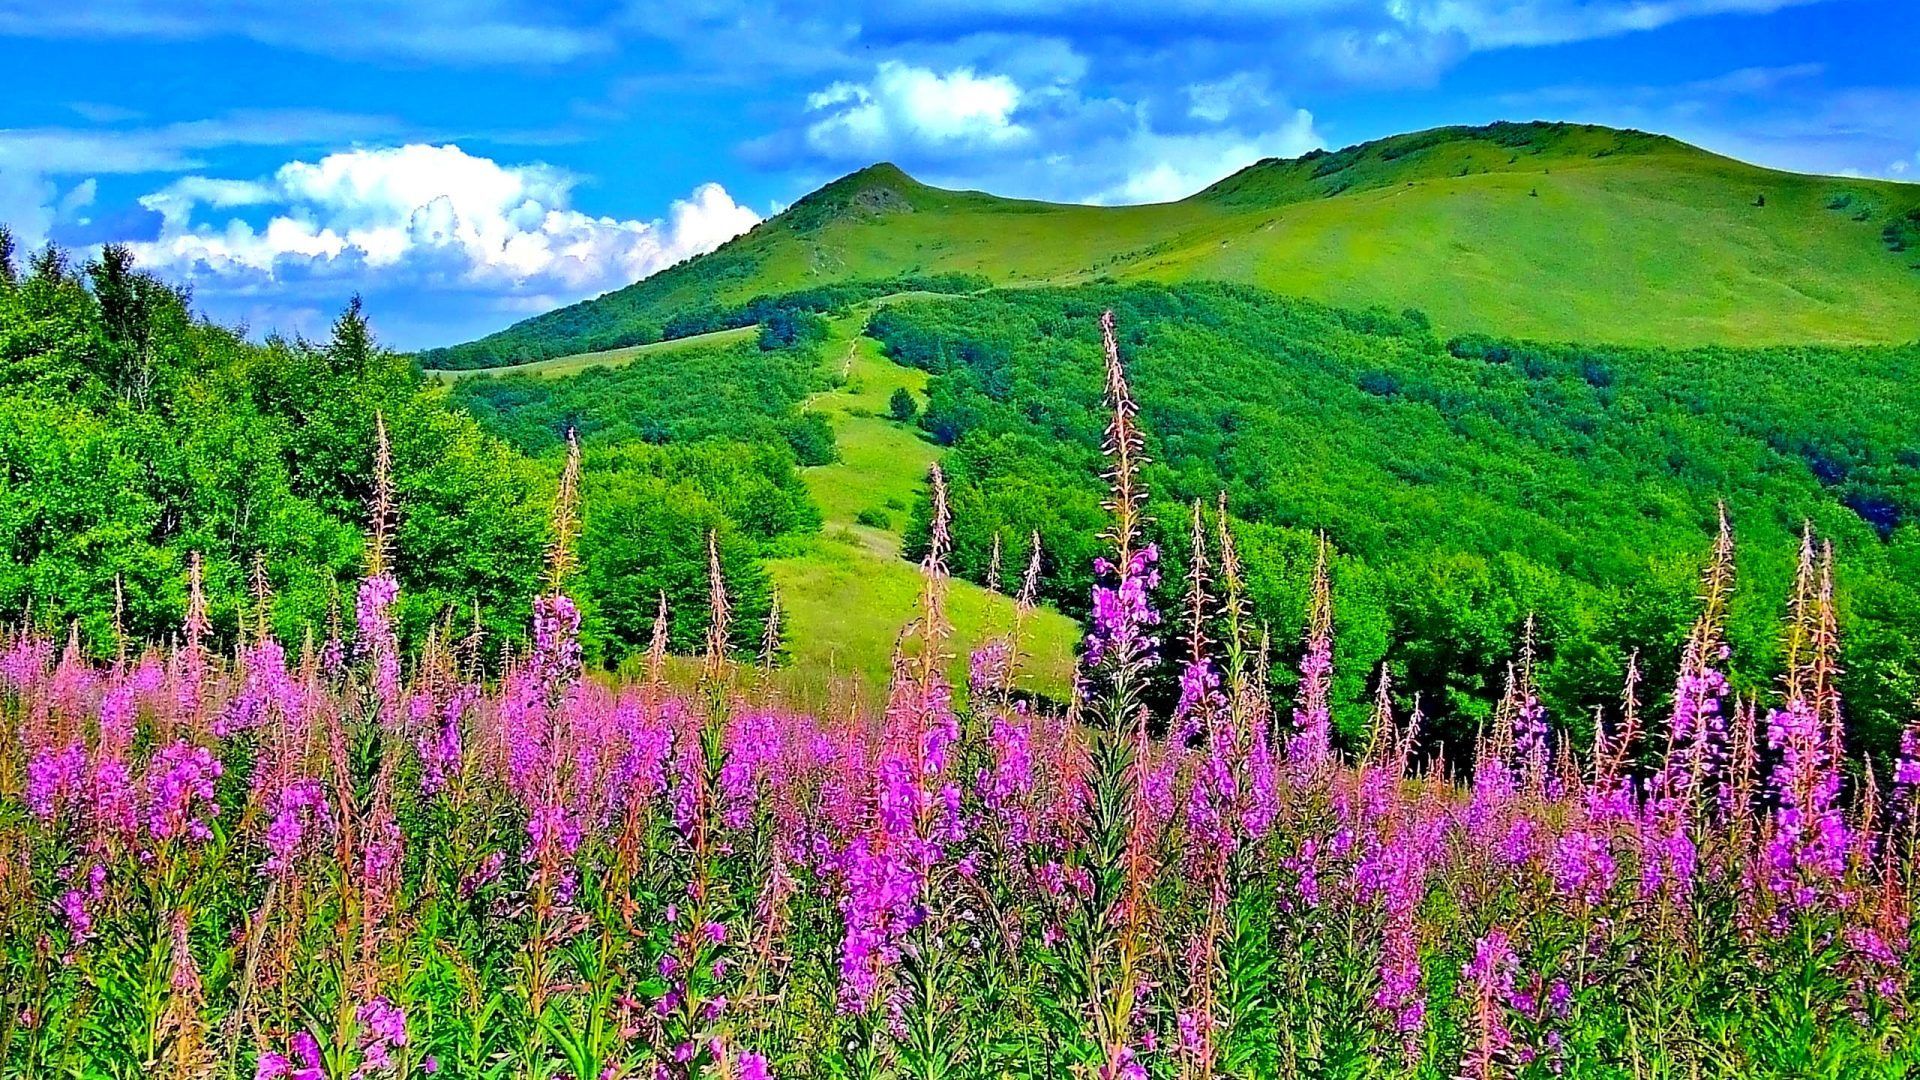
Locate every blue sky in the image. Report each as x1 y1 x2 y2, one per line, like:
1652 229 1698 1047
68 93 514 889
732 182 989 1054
1 0 1915 349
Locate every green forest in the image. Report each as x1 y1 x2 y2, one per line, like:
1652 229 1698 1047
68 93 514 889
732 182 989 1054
0 231 790 669
1 236 543 647
870 283 1920 756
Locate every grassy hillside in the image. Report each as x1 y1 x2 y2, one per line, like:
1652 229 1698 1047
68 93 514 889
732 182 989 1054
767 321 1080 703
442 309 1081 701
426 121 1920 368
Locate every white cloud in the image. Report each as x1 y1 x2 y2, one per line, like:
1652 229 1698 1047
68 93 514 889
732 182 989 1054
1093 109 1323 204
0 173 98 252
1187 73 1272 125
784 56 1323 205
126 145 761 344
55 178 96 223
806 61 1030 157
0 108 403 250
67 101 144 124
0 170 57 250
1677 62 1824 97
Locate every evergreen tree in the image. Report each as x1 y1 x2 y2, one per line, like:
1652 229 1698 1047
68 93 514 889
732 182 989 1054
0 226 16 288
330 293 375 370
29 242 68 285
889 386 918 423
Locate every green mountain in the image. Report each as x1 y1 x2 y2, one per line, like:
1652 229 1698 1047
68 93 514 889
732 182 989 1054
425 121 1920 368
414 121 1920 741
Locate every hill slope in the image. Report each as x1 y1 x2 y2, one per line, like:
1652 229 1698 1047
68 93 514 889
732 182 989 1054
868 280 1920 756
425 121 1920 367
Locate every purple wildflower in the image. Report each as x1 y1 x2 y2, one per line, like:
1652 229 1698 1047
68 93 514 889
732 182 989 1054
143 740 223 843
1460 927 1519 1080
1084 545 1160 669
356 995 408 1071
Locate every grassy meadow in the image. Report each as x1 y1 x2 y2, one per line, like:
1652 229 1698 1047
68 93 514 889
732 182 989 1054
766 319 1080 702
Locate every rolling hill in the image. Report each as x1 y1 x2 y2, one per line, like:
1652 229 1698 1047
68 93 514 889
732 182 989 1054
416 119 1920 741
423 121 1920 369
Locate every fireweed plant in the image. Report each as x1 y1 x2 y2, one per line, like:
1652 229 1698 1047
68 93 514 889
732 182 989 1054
4 313 1920 1079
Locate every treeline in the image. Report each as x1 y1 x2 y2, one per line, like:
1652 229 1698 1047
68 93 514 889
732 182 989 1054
575 441 808 661
654 273 991 344
871 282 1920 761
420 272 991 370
448 336 836 464
0 230 789 668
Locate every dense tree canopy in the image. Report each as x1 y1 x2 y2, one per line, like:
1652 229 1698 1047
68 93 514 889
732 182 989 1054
873 283 1920 760
0 241 549 648
448 337 835 464
0 239 797 669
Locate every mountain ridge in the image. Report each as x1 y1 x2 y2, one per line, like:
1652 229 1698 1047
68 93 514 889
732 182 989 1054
423 121 1920 368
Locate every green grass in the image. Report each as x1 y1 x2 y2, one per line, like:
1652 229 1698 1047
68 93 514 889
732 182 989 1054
432 122 1920 368
425 325 758 380
767 316 1080 703
797 328 938 544
766 536 1080 707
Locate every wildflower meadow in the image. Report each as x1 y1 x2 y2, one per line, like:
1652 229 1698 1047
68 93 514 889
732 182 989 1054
4 312 1917 1079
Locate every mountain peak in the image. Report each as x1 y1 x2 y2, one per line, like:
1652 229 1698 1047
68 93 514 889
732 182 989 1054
843 161 918 187
780 162 930 232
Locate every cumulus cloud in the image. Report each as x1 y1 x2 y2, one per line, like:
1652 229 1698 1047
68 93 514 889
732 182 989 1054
806 62 1030 157
126 144 761 345
0 170 58 250
0 108 404 249
782 57 1322 205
